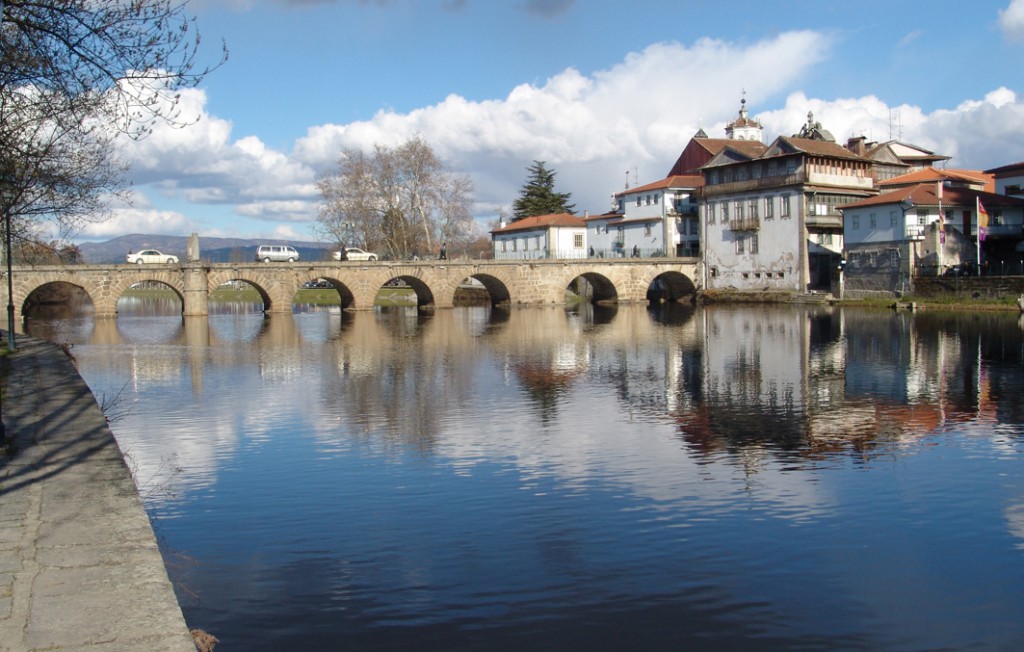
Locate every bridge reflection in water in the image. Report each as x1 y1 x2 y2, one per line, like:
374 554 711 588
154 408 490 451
3 258 700 327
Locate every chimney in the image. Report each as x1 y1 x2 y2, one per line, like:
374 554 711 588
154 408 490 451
847 136 867 156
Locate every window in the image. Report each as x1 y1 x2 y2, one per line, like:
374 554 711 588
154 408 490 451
574 233 583 248
501 240 507 252
653 194 659 205
749 233 759 254
821 233 833 245
644 223 652 236
722 202 730 221
646 194 652 205
764 197 774 220
595 224 602 234
890 211 897 227
736 237 744 254
707 203 716 225
748 199 758 220
780 195 791 218
535 235 541 250
852 216 860 229
993 209 1004 226
636 197 642 207
869 213 876 228
735 201 744 220
512 239 517 251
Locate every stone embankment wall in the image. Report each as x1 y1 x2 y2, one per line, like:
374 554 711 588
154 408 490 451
912 276 1024 301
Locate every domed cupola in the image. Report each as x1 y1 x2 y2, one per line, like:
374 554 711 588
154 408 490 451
725 95 763 142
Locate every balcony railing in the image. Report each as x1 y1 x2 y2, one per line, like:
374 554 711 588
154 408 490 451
728 217 760 231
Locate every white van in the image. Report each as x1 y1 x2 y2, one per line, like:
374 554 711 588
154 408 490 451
255 245 299 263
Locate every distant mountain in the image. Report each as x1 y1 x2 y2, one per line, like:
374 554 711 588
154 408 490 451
78 234 336 264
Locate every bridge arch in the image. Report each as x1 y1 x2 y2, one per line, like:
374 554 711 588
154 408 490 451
206 270 286 313
647 271 698 304
566 271 619 304
21 281 95 321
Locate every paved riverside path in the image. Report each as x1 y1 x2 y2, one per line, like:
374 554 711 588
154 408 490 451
0 334 196 652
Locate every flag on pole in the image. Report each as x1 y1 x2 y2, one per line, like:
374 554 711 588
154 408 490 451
977 197 989 242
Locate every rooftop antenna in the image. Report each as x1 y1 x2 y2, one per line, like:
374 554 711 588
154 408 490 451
889 108 902 141
625 170 630 190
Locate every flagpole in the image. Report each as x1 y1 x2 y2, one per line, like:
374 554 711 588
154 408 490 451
976 196 981 274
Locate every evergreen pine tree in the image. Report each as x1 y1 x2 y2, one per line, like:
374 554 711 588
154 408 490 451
511 160 576 220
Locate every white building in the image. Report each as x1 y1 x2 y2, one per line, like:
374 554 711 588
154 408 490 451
701 112 875 293
585 175 702 258
491 212 588 260
986 161 1024 198
841 183 1024 288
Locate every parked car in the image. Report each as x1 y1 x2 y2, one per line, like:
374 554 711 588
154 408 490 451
333 247 378 261
126 249 178 264
256 245 299 263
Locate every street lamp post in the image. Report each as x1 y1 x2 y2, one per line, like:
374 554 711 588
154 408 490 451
2 177 14 352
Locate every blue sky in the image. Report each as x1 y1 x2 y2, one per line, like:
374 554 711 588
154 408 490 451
88 0 1024 243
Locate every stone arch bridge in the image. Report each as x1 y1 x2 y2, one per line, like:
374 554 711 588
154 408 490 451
2 258 701 324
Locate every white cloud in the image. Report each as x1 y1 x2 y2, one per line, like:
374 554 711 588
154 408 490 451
78 208 196 239
999 0 1024 41
293 31 833 215
116 87 318 225
111 29 1024 242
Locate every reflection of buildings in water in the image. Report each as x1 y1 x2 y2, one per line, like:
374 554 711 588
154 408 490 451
683 307 1024 467
1007 502 1024 551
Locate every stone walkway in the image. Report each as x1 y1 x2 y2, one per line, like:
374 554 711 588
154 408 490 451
0 334 195 651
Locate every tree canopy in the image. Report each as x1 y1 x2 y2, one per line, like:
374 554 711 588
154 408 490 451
0 0 226 249
511 160 575 220
315 137 475 261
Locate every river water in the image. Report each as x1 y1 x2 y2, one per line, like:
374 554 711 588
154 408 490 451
25 301 1024 651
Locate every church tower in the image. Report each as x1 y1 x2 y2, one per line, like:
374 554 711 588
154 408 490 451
724 95 763 142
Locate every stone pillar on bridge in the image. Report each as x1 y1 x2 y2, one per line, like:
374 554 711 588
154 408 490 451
183 265 209 316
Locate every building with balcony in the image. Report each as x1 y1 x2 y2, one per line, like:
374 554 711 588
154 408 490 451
586 175 703 258
700 112 875 293
491 212 588 260
840 183 1024 291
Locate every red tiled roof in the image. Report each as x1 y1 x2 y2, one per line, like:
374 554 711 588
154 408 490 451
491 212 585 234
616 174 704 196
879 168 993 191
839 183 1024 211
770 136 869 161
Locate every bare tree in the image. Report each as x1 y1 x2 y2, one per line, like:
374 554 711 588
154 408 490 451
315 136 475 260
0 0 227 244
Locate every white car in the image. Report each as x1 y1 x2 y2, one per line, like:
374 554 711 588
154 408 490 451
127 249 179 264
333 247 378 261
